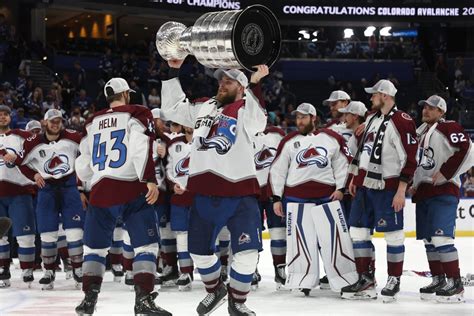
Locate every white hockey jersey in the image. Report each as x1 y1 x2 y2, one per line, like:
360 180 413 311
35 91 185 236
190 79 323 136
16 130 81 182
0 129 35 197
165 135 193 206
269 128 350 199
326 119 353 143
351 110 418 191
253 127 285 201
75 105 156 207
412 120 473 201
161 78 266 197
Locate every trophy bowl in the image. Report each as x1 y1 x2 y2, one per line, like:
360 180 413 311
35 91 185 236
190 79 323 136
156 5 281 71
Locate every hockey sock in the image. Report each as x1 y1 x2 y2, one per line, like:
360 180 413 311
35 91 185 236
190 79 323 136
353 241 373 274
425 243 444 276
16 235 35 269
122 242 134 272
218 227 230 266
160 225 177 267
109 240 123 265
228 250 258 303
0 237 10 268
57 235 69 261
192 254 221 293
68 240 84 269
42 241 58 270
269 228 286 266
387 244 404 277
133 252 156 293
176 232 193 274
437 244 460 278
82 253 105 292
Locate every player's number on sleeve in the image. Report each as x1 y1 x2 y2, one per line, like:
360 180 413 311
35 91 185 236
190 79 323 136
449 133 466 143
92 129 127 171
406 133 417 145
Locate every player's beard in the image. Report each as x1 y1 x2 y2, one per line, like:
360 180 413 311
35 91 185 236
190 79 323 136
45 125 61 136
216 88 238 105
298 120 314 135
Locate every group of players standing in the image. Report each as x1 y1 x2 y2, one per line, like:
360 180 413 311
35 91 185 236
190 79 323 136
0 59 472 316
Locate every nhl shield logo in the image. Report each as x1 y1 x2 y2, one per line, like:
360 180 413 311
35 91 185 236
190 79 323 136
176 145 182 153
294 141 300 149
39 150 46 158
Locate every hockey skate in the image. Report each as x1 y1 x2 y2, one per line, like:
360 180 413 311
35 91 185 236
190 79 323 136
274 264 287 291
75 284 100 315
176 273 193 291
22 268 34 288
125 271 136 291
319 275 331 290
112 264 124 282
157 265 179 287
420 274 446 300
63 258 73 280
220 265 228 283
134 285 172 316
436 277 465 303
300 288 311 296
196 282 228 316
381 276 400 303
228 287 256 316
250 269 261 291
39 269 55 290
341 272 377 300
0 266 11 288
74 267 83 289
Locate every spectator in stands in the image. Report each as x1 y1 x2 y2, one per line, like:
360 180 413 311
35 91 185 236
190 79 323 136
116 51 133 81
72 60 86 90
13 107 29 129
148 87 161 109
146 56 160 89
60 73 75 109
66 106 85 132
41 94 56 113
25 86 42 119
0 14 10 42
435 54 448 85
98 47 114 82
129 80 146 106
72 88 92 111
454 73 466 97
462 168 474 197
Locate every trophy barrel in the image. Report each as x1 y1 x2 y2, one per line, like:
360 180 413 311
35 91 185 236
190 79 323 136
155 21 190 61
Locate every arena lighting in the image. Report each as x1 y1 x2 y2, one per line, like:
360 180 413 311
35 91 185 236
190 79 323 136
144 26 148 30
43 56 47 61
298 30 310 40
124 33 129 37
364 26 376 37
343 28 354 39
380 26 392 36
44 17 48 21
312 38 318 42
312 31 318 37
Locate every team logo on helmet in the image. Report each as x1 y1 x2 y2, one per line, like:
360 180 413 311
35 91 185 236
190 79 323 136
175 155 190 177
296 146 329 169
0 147 18 168
254 145 277 170
417 147 435 170
44 152 70 175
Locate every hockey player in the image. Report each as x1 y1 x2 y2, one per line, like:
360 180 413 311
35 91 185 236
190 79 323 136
25 120 43 134
323 90 353 142
254 125 286 290
269 103 351 294
7 109 85 290
162 61 268 316
412 95 473 303
338 101 367 156
342 79 418 302
0 105 37 287
165 125 194 291
75 78 171 316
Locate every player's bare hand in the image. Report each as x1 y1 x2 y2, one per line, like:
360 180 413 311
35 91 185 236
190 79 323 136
146 182 159 204
174 183 185 195
392 190 405 212
274 201 284 217
2 153 17 164
168 59 184 69
349 179 357 196
157 144 167 158
432 171 446 185
250 65 269 84
355 123 366 136
34 173 45 188
80 192 89 210
330 190 344 201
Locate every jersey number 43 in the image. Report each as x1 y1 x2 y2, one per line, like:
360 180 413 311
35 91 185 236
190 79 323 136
92 129 127 171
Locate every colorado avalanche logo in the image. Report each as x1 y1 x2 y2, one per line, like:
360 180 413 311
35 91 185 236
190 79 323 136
296 146 329 168
0 147 19 168
363 131 376 155
175 155 190 177
44 152 70 175
198 135 233 155
417 147 435 170
254 146 277 170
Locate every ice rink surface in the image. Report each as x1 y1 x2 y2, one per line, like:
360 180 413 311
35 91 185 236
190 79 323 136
1 238 473 316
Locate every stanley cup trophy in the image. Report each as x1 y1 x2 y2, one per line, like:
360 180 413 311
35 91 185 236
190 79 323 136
155 5 281 71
